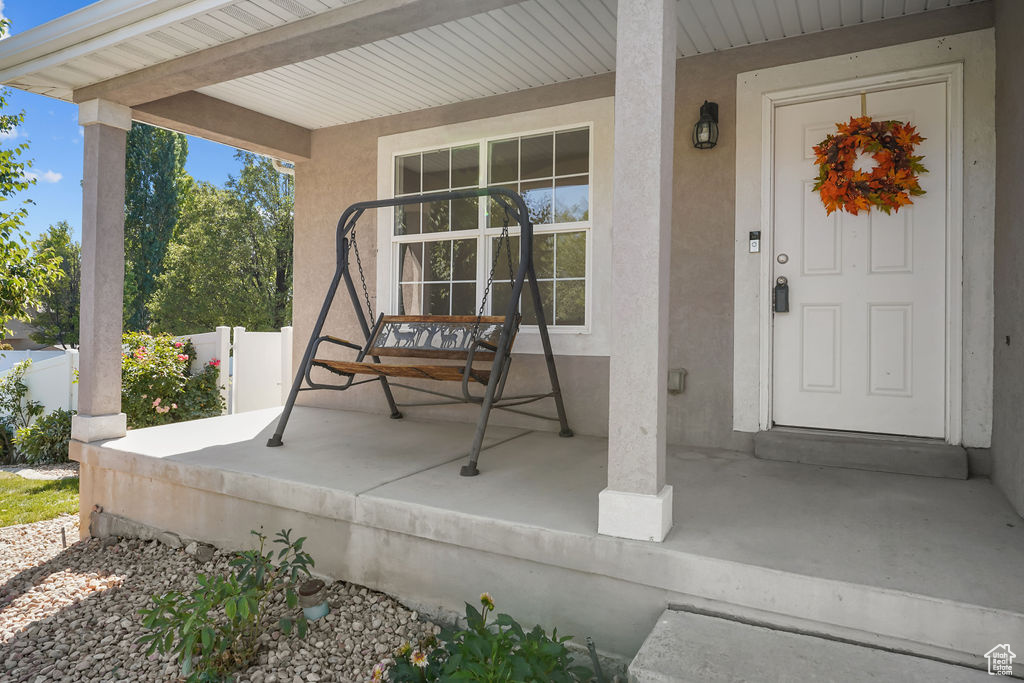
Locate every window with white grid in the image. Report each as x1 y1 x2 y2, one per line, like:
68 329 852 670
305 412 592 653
391 126 590 328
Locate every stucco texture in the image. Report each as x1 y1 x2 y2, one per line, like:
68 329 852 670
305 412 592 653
992 0 1024 517
291 3 993 451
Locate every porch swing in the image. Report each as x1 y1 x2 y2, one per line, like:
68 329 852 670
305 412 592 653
266 187 573 476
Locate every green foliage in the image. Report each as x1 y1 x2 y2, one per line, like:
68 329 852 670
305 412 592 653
0 80 63 342
382 595 591 683
226 152 294 329
0 472 79 527
124 122 189 331
138 529 314 682
0 359 44 465
14 407 73 465
29 221 80 348
121 331 224 429
148 180 273 332
148 153 293 333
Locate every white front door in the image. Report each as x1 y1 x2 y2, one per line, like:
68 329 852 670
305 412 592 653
771 82 948 438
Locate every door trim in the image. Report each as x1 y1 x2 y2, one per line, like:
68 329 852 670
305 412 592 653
762 66 962 443
732 31 995 447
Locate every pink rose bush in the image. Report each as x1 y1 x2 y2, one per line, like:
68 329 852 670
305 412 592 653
122 332 225 428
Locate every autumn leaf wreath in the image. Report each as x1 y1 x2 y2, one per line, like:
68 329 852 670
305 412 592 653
812 116 928 216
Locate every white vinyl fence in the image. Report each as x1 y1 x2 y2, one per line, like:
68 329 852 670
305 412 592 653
231 326 293 414
0 327 293 419
0 349 65 374
0 349 79 414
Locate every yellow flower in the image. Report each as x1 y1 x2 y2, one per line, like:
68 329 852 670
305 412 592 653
480 592 495 611
397 641 411 657
371 663 385 682
411 650 428 668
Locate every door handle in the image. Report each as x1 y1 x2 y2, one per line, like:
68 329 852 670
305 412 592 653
774 276 789 313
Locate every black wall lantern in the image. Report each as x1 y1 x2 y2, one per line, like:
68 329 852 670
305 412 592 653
692 100 719 150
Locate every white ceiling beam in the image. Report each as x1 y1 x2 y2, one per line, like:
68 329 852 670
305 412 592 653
72 0 525 106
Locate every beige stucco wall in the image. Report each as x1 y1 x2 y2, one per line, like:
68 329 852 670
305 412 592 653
292 3 994 451
991 0 1024 517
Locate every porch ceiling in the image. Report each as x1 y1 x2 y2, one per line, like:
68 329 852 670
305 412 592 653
0 0 983 131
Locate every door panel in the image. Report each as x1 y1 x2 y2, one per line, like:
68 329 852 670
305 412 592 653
771 82 947 438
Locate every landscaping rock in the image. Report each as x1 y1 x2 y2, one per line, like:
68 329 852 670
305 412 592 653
156 531 182 549
1 516 439 682
194 543 215 563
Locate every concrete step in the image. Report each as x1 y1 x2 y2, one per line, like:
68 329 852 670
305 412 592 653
754 428 967 478
629 609 996 682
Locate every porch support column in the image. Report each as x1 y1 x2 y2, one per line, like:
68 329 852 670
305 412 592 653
598 0 676 542
71 99 131 443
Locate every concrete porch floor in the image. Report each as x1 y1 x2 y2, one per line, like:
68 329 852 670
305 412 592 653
71 407 1024 671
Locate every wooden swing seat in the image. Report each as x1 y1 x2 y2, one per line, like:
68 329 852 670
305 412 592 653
312 360 491 384
310 314 515 385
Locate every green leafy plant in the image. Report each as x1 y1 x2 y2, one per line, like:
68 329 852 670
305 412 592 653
122 331 224 428
14 407 74 464
0 77 64 343
380 594 592 683
29 221 81 348
0 359 44 464
138 529 314 682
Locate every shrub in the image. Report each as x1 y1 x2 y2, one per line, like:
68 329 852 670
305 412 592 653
14 407 74 464
0 360 44 465
380 594 592 683
139 529 314 682
122 331 224 429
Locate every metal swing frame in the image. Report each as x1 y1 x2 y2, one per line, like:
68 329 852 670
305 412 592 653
267 187 573 476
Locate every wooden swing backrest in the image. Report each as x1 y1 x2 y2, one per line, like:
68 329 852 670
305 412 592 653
367 315 518 362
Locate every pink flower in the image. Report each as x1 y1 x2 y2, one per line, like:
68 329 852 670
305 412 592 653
171 403 177 409
411 650 428 668
209 358 221 368
177 354 188 362
174 342 182 348
152 398 161 407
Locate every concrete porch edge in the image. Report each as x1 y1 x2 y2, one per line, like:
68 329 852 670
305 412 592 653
69 408 1024 669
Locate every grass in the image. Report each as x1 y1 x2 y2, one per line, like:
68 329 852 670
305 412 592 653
0 472 79 528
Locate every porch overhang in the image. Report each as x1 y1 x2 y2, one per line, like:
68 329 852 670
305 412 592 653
0 0 987 156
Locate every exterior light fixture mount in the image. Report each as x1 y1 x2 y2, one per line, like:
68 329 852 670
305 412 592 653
692 100 719 150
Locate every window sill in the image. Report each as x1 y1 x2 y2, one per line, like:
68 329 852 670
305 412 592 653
511 326 607 357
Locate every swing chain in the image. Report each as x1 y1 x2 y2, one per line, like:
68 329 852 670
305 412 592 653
471 203 516 343
350 228 375 322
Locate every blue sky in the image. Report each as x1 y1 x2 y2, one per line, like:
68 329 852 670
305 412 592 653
1 1 243 241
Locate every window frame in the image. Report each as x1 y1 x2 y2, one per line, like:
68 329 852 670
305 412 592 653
390 129 593 330
376 98 614 357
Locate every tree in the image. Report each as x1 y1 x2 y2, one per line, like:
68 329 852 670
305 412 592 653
124 122 188 331
147 179 275 332
0 77 62 348
29 221 80 348
226 152 294 328
148 154 294 333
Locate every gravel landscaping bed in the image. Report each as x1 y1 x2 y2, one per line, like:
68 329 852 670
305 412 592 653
1 517 438 682
0 463 80 481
